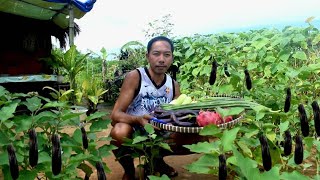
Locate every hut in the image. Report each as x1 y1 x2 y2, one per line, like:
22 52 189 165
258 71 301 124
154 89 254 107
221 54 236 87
0 0 96 95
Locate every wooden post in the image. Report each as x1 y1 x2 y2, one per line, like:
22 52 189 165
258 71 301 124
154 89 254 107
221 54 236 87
68 2 74 46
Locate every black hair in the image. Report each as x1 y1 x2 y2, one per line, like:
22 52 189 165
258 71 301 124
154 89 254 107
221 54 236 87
147 36 174 53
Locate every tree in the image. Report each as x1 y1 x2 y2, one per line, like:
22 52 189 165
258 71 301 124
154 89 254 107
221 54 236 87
143 14 174 39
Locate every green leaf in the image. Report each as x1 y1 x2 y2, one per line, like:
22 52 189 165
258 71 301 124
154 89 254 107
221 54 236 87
222 127 239 151
264 56 276 63
62 110 82 120
148 174 170 180
38 151 51 164
0 101 19 121
0 149 8 165
88 95 99 105
86 111 108 121
264 65 272 77
191 67 200 77
97 144 117 157
232 148 259 179
268 139 283 165
185 48 195 59
266 132 276 142
314 175 320 180
255 111 265 120
237 140 252 157
247 62 259 70
0 86 8 97
24 96 42 112
43 101 68 109
285 68 300 78
262 123 277 129
260 166 280 180
184 141 219 153
218 84 234 94
158 142 172 152
90 119 112 131
303 137 314 151
312 139 320 152
132 135 148 144
19 169 38 180
216 107 245 117
144 124 155 134
73 128 82 144
201 65 211 75
185 154 218 174
69 153 94 163
280 37 291 47
307 63 320 71
60 89 74 100
34 110 57 124
2 119 14 128
252 38 269 49
0 131 10 145
292 51 307 60
226 155 237 166
292 34 305 43
279 121 289 135
244 129 259 138
280 170 310 180
249 104 263 112
279 50 291 61
78 163 94 177
312 34 320 45
13 115 32 132
199 124 221 136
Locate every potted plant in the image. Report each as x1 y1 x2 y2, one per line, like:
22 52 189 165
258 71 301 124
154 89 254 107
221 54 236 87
40 52 65 83
76 76 108 116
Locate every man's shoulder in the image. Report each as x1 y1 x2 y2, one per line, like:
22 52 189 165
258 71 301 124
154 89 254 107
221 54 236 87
124 69 140 79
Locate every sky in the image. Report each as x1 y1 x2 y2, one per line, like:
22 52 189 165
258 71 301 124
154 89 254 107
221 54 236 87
72 0 320 57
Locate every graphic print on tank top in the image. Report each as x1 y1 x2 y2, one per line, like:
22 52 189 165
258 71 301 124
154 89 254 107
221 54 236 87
126 68 174 116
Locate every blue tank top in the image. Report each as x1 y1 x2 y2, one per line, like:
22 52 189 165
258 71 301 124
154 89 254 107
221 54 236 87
126 67 174 116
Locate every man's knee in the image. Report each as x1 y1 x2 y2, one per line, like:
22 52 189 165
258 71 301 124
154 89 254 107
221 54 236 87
110 123 133 145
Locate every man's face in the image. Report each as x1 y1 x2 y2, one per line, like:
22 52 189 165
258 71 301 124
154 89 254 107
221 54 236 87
146 40 173 75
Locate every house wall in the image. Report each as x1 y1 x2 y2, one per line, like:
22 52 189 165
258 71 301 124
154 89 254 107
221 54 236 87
0 12 53 75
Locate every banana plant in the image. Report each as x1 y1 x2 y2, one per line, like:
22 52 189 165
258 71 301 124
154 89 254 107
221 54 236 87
51 45 90 103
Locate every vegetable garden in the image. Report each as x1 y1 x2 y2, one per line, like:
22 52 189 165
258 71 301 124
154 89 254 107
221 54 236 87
1 20 320 179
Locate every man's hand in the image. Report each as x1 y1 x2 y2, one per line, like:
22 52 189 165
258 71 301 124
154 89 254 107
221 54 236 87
139 114 160 130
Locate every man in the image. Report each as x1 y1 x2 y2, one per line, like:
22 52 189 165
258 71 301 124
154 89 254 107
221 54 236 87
110 36 205 180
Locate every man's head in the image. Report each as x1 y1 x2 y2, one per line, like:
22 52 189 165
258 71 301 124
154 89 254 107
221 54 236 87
147 36 174 54
146 36 174 75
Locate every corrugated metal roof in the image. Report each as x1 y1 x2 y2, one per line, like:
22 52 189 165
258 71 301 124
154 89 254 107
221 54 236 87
0 0 96 28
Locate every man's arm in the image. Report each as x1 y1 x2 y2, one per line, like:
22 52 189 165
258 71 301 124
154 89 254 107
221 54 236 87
110 70 150 126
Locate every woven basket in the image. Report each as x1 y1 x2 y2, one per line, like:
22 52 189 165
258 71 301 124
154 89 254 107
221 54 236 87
150 94 245 134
